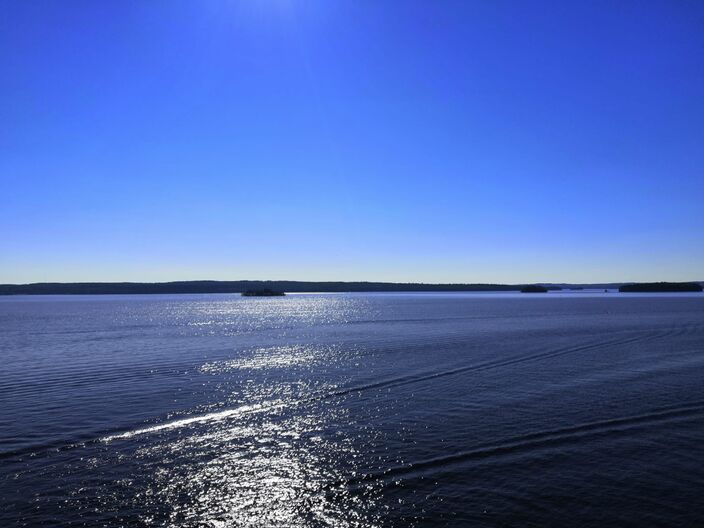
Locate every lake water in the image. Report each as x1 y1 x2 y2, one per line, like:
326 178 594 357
1 292 704 527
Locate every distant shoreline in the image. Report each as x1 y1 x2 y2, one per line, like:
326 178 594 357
619 282 703 293
1 280 702 296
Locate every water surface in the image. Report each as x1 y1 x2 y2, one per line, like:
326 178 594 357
2 292 703 527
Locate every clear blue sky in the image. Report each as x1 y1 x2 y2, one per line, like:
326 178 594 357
2 1 702 284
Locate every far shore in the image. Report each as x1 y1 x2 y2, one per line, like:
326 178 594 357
1 280 702 296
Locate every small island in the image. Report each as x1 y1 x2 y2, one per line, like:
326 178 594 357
619 282 703 293
521 285 548 293
241 289 286 297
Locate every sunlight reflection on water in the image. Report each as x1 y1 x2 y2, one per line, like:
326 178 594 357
200 345 318 372
171 295 379 336
132 399 382 527
101 332 383 526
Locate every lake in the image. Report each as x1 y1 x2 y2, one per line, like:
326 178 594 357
1 292 703 527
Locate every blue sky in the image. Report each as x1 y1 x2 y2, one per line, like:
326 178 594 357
2 1 703 283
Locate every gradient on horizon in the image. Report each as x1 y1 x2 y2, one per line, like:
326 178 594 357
2 1 703 284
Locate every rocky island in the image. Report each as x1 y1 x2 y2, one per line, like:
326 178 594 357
521 285 549 293
241 289 286 297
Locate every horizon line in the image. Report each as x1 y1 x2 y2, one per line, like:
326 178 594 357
2 279 703 287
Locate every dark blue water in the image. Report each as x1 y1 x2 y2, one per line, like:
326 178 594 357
1 292 704 527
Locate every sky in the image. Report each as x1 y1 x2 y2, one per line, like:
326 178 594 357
1 0 703 284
